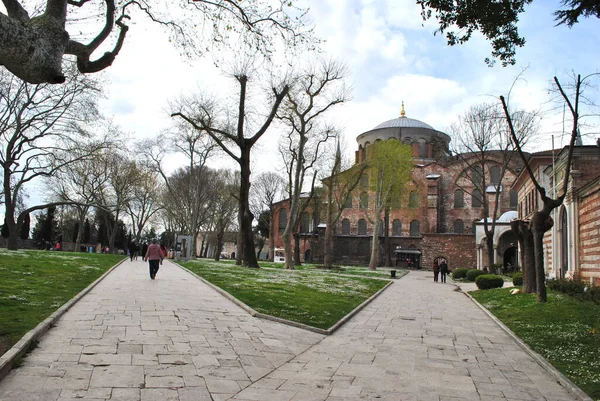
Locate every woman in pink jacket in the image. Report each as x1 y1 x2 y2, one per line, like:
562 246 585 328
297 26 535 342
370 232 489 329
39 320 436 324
144 239 164 279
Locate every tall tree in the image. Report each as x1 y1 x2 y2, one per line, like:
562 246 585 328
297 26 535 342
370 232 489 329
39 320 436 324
0 65 105 250
251 172 285 261
0 0 314 84
417 0 600 66
322 141 366 269
365 140 413 270
210 169 239 262
126 162 163 244
278 59 349 270
500 72 597 302
449 103 538 272
172 67 289 268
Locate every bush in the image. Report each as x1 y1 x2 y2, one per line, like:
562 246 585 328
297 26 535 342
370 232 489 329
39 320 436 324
475 274 504 290
512 272 523 286
466 269 485 282
547 278 600 305
452 268 469 279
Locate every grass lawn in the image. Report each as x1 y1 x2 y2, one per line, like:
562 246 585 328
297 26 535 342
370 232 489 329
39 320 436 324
179 259 391 330
0 249 126 357
470 287 600 400
220 259 408 279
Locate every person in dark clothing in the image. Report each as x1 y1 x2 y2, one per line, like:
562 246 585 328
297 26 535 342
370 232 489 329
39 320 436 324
128 242 137 261
141 242 148 260
144 239 164 279
440 260 449 283
433 261 440 282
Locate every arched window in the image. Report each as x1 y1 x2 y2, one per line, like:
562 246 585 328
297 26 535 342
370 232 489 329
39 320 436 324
409 220 420 237
360 174 369 187
392 219 402 236
344 195 353 209
490 166 501 185
409 191 418 208
453 219 464 234
341 219 350 235
403 138 412 146
454 189 464 208
358 219 367 235
278 208 287 234
360 192 369 209
300 212 311 233
418 139 426 158
510 189 518 209
472 166 484 187
472 190 483 208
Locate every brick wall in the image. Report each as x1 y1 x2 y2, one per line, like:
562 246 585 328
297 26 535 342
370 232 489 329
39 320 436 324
578 181 600 285
420 234 477 270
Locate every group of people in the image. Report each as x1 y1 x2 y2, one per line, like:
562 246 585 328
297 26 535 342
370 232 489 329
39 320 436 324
128 240 167 280
432 259 449 283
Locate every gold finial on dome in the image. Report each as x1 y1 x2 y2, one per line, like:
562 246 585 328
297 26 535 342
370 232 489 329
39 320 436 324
400 101 406 118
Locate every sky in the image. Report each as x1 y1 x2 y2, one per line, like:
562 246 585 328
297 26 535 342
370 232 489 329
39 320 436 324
4 0 600 215
96 0 600 178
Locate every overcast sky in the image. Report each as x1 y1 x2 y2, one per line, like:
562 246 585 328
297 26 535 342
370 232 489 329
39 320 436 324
97 0 599 178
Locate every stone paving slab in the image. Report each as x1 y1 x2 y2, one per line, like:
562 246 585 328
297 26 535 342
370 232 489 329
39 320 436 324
0 259 324 401
0 260 589 401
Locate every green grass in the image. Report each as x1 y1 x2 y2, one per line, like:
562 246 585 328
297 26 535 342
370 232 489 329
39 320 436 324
470 288 600 400
0 249 125 355
220 259 408 279
179 259 390 330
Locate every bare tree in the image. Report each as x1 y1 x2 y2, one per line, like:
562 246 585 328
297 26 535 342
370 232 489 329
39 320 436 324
0 65 105 250
500 72 598 302
0 0 315 84
450 103 538 274
126 162 163 245
322 140 366 269
171 68 289 268
210 169 238 261
251 171 285 261
277 59 349 270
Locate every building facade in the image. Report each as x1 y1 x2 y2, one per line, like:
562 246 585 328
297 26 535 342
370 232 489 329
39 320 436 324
272 109 523 270
513 145 600 285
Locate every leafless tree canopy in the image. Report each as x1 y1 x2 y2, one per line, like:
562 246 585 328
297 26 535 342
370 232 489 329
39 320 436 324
0 0 316 84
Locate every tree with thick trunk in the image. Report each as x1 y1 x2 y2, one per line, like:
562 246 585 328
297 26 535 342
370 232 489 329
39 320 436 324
500 73 594 302
366 141 413 270
0 0 314 84
172 71 288 268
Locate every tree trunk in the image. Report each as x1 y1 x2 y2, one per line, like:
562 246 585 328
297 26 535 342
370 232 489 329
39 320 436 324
215 230 224 262
531 211 552 302
239 148 259 268
486 235 495 272
293 233 301 266
384 208 391 267
511 220 536 293
269 203 275 261
368 218 380 270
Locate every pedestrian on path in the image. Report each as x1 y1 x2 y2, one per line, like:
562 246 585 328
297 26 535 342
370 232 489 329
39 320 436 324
144 239 164 280
440 259 448 283
433 260 439 282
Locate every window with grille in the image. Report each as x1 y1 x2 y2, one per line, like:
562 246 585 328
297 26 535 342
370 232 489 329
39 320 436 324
392 219 402 236
454 189 464 208
358 219 367 235
341 219 350 235
409 220 420 236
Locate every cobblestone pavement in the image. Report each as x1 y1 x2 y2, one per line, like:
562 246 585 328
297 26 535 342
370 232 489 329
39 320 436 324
0 261 581 401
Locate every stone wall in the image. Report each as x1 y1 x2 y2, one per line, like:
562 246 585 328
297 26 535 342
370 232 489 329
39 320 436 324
578 178 600 285
420 234 477 270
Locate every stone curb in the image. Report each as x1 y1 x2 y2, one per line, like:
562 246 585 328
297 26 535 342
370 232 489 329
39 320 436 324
176 262 394 335
462 289 593 401
0 257 128 382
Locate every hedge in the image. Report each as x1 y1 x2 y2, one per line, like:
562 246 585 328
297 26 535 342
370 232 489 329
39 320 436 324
475 274 504 290
466 269 485 282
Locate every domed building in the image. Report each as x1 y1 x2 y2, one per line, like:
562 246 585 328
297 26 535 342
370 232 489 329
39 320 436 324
271 105 523 270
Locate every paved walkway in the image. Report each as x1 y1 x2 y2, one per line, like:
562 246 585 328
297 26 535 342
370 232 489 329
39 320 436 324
0 260 580 401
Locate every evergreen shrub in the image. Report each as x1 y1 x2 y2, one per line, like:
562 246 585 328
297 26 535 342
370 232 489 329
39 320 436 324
512 272 523 286
466 269 485 282
452 268 469 279
475 274 504 290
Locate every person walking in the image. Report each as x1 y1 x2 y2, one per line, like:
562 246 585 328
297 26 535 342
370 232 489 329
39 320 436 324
144 239 164 280
440 260 448 283
433 260 440 283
